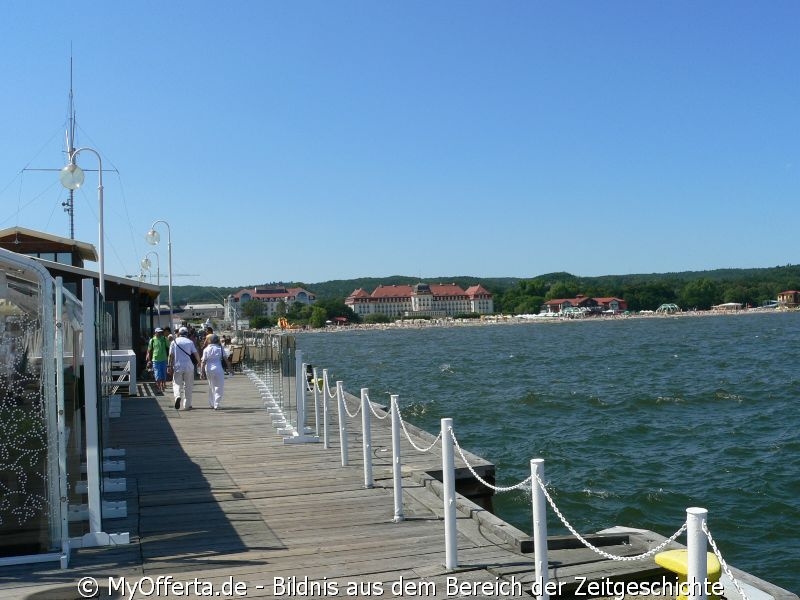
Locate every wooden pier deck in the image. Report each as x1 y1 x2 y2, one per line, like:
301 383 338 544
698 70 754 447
0 373 795 599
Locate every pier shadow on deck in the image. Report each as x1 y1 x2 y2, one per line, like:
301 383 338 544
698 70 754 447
0 379 289 598
116 394 286 572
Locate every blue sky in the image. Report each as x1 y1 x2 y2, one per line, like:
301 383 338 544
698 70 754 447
1 2 798 288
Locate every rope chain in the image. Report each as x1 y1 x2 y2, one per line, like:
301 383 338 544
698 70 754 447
703 521 749 600
322 374 362 418
395 401 441 452
322 372 335 399
342 392 361 419
533 472 687 561
365 391 390 420
309 366 715 567
449 427 533 492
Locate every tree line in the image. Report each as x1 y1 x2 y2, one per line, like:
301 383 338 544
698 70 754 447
492 265 800 314
166 264 800 328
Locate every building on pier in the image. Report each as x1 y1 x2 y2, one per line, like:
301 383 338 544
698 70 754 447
0 226 160 369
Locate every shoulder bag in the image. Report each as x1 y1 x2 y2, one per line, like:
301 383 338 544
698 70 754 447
177 341 199 366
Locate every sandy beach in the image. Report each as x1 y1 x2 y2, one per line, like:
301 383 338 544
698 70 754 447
286 306 793 334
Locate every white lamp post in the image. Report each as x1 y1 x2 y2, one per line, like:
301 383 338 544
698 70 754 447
60 147 104 296
141 252 162 327
145 221 173 329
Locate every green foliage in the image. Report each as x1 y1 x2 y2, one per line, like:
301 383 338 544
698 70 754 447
545 280 582 301
165 285 240 306
309 306 328 328
250 315 272 329
621 282 677 312
513 297 544 314
314 298 360 324
241 299 264 318
364 313 392 324
285 301 313 326
679 278 720 310
453 313 480 320
493 266 800 313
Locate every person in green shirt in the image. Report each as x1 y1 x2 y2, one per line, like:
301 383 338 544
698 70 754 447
145 328 169 393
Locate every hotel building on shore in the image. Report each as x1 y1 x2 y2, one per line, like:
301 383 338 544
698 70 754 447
345 282 493 319
229 285 317 318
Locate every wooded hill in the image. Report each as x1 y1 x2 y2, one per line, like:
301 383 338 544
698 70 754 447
165 264 800 314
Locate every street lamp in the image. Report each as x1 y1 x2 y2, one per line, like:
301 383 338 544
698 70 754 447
145 221 172 329
60 147 105 295
141 252 160 284
141 251 162 327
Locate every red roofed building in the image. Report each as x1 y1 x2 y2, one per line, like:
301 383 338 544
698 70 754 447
346 282 493 318
542 294 627 315
231 285 316 317
593 297 628 313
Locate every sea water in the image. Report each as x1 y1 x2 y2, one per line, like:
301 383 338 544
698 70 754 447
295 312 800 593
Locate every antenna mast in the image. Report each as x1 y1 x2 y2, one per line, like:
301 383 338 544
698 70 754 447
62 51 77 239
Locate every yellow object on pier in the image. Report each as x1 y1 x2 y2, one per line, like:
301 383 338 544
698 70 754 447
655 549 722 600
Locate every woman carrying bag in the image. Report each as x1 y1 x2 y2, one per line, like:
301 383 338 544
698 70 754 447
201 334 227 410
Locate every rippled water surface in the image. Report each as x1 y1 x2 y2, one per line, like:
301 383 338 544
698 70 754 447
296 313 800 593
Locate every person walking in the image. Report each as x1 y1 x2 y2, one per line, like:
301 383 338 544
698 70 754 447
163 327 174 382
201 325 214 350
144 327 169 393
200 334 227 410
186 324 201 380
168 326 200 410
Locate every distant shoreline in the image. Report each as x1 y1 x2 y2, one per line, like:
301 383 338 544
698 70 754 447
289 307 794 334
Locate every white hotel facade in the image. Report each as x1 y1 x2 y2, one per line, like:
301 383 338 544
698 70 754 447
345 282 493 319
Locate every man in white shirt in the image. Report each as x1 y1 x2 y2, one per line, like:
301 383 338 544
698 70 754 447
167 326 201 410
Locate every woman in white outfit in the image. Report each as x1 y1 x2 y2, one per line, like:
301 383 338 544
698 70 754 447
168 327 201 410
201 334 226 410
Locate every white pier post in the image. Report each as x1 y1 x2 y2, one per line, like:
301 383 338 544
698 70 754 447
687 507 709 600
55 278 70 565
531 458 549 600
284 353 319 443
441 418 457 569
337 381 349 466
361 388 373 488
312 367 320 437
295 352 306 435
390 395 404 522
81 278 102 535
322 369 330 449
